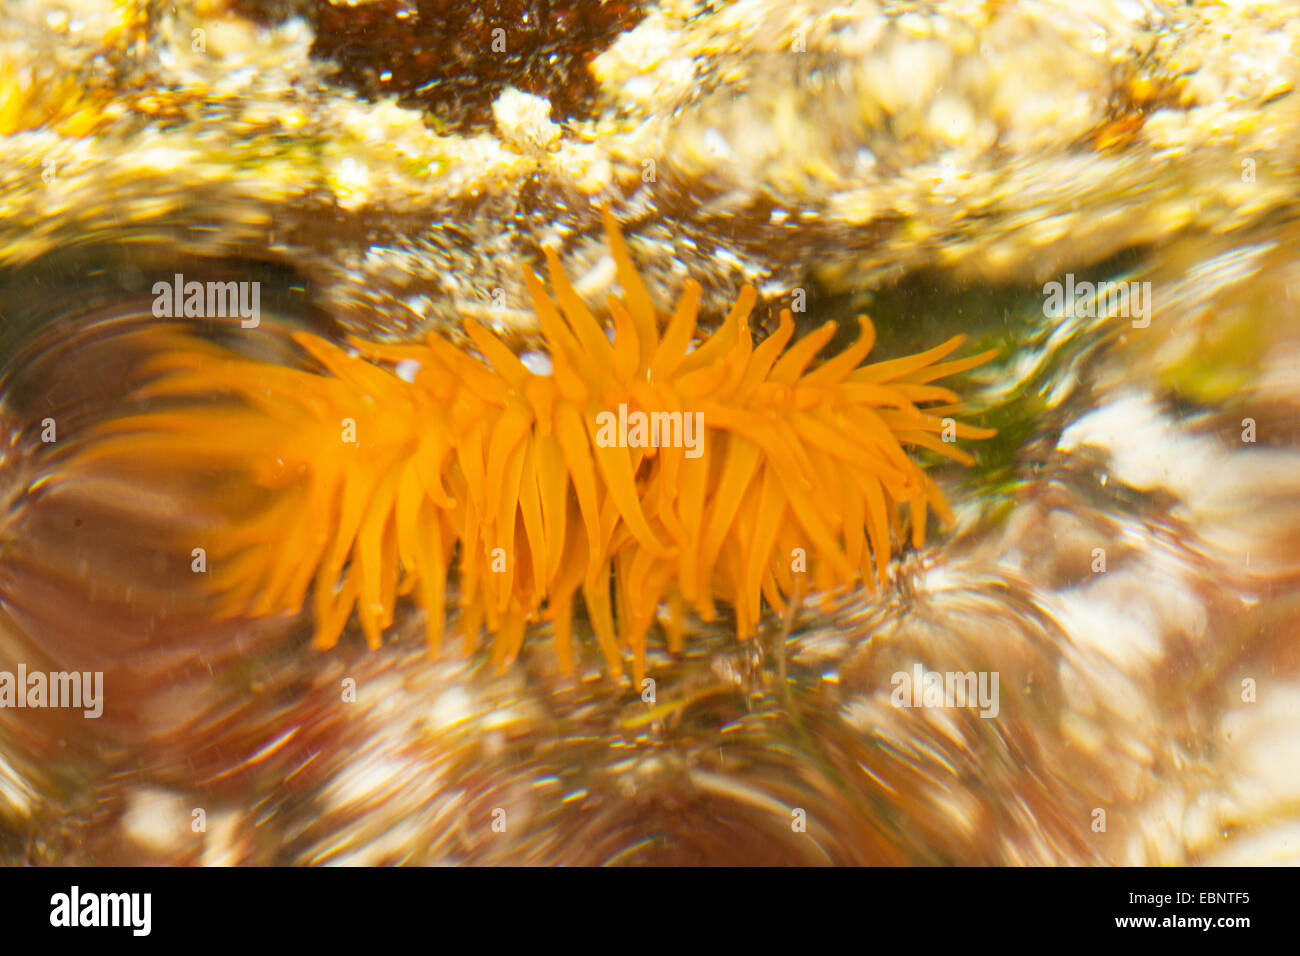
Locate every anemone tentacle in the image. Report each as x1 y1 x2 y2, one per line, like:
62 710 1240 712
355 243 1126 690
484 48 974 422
65 211 996 682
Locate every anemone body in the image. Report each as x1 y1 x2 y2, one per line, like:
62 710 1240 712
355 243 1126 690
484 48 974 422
71 213 995 682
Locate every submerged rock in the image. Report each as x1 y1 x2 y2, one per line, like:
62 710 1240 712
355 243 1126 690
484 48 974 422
0 0 1298 865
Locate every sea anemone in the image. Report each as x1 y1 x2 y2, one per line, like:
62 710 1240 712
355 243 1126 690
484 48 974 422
66 212 996 683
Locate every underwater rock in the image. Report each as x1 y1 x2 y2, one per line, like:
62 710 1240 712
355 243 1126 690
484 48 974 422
0 0 1298 866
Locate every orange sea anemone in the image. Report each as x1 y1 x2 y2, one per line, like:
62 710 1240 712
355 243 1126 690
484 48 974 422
66 212 996 683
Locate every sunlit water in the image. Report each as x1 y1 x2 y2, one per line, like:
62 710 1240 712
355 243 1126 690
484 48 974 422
1 1 1299 866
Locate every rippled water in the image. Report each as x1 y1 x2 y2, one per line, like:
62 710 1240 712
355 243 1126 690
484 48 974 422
1 0 1298 866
